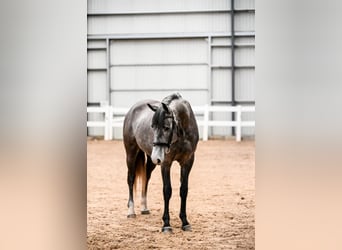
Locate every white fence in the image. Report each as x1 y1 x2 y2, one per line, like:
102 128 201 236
87 105 255 141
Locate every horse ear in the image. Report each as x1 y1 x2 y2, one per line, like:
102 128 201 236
147 103 158 112
161 102 170 113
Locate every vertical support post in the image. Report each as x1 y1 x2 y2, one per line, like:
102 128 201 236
203 104 209 141
207 36 213 138
104 106 109 140
106 38 111 105
231 0 236 136
236 105 242 142
207 36 212 105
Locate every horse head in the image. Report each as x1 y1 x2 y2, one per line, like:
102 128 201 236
147 102 178 165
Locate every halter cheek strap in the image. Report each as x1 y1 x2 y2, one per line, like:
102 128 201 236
152 116 177 153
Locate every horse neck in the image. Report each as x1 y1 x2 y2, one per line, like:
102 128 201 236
169 100 191 129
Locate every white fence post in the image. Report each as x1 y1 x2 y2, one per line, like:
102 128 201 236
236 105 242 142
108 106 113 140
203 104 209 141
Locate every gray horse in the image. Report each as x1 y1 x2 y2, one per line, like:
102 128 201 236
123 93 199 233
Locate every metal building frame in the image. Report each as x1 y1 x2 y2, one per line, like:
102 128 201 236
87 0 255 135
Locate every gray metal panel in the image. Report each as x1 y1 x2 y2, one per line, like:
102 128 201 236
88 0 230 12
234 37 255 45
87 40 106 49
234 0 255 10
235 47 254 66
235 69 255 101
235 12 254 32
87 50 106 68
111 65 207 90
111 90 208 108
87 71 107 137
110 39 207 64
212 69 232 101
88 13 230 35
211 37 231 45
212 47 231 66
88 71 107 102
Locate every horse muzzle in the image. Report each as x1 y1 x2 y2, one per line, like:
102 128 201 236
151 146 166 165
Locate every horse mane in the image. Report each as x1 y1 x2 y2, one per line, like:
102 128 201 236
161 93 182 105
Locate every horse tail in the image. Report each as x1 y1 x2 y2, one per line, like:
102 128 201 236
134 150 146 196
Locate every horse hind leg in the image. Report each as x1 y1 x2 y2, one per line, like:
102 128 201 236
126 149 142 218
141 155 156 215
179 155 195 231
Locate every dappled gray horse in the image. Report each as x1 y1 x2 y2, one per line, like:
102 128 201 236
123 93 199 232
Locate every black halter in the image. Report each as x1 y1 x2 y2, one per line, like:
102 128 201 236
152 115 175 150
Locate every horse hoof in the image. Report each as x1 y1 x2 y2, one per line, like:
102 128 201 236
127 214 136 218
182 224 192 231
161 226 173 233
141 209 150 215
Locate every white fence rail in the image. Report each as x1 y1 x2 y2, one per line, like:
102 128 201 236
87 105 255 141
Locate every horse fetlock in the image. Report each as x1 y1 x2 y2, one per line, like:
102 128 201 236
182 224 192 231
161 226 173 233
127 201 135 217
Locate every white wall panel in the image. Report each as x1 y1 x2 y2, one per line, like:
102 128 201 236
110 39 207 64
235 47 254 66
87 40 106 48
111 65 207 90
235 13 254 32
235 69 255 101
88 0 230 12
212 69 232 101
212 37 231 45
88 13 230 35
111 90 208 109
87 50 106 68
212 47 231 65
87 71 107 102
235 0 255 10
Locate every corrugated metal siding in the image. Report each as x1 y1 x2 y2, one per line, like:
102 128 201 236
88 13 230 35
110 39 207 64
110 91 208 109
88 72 107 102
212 69 232 101
111 66 207 90
235 69 254 101
88 0 230 12
87 0 255 139
234 0 255 9
235 12 254 32
87 50 106 69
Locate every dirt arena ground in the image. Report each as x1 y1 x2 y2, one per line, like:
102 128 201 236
87 139 255 250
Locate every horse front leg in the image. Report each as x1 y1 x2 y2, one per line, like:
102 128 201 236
179 154 194 231
161 163 172 233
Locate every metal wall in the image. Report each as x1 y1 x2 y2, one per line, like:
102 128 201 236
87 0 255 138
